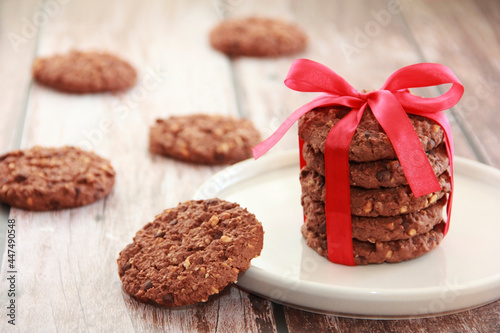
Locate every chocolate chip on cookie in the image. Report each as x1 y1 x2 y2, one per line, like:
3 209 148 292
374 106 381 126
0 146 115 211
117 198 264 307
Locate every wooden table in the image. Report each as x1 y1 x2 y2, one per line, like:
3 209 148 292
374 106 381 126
1 0 499 332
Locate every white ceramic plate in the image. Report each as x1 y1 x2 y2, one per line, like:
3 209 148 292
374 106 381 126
194 150 500 318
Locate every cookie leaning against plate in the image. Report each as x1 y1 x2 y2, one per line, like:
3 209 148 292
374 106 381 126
32 50 137 93
149 114 262 165
117 199 264 307
209 17 307 57
0 146 115 211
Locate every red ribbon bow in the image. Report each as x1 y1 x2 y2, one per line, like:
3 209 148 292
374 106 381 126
253 59 464 266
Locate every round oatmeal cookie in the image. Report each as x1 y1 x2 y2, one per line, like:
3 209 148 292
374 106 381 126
301 192 446 242
298 105 444 162
32 50 136 93
117 198 264 307
0 146 115 211
300 166 451 217
301 222 444 265
149 114 261 165
209 17 307 57
302 142 449 189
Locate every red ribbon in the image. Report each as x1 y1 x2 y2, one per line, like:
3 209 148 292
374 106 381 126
253 59 464 265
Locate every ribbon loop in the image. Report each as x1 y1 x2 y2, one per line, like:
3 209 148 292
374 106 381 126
381 63 465 112
285 59 359 96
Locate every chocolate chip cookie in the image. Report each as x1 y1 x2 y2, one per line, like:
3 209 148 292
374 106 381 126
301 192 446 242
117 198 264 307
300 166 451 217
302 142 449 188
149 114 261 165
298 106 444 162
210 17 307 57
301 222 445 265
32 50 137 93
0 146 115 211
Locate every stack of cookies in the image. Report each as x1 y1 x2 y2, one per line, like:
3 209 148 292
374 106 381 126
298 105 452 265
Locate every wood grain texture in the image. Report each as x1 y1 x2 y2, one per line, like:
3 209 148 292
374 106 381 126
285 301 500 333
0 0 498 332
0 0 41 153
0 0 43 300
0 0 276 332
402 0 500 167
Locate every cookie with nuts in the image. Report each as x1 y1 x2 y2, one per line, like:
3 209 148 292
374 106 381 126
300 166 450 217
32 50 137 93
0 146 115 211
117 198 264 307
209 17 307 57
301 192 446 242
298 106 445 162
149 114 262 165
301 222 445 265
302 142 449 189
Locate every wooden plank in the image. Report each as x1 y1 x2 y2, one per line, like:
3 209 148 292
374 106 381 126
0 0 43 306
0 0 277 332
285 301 500 333
401 0 500 167
0 0 41 153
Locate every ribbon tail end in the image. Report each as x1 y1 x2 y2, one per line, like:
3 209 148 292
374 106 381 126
252 145 267 160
